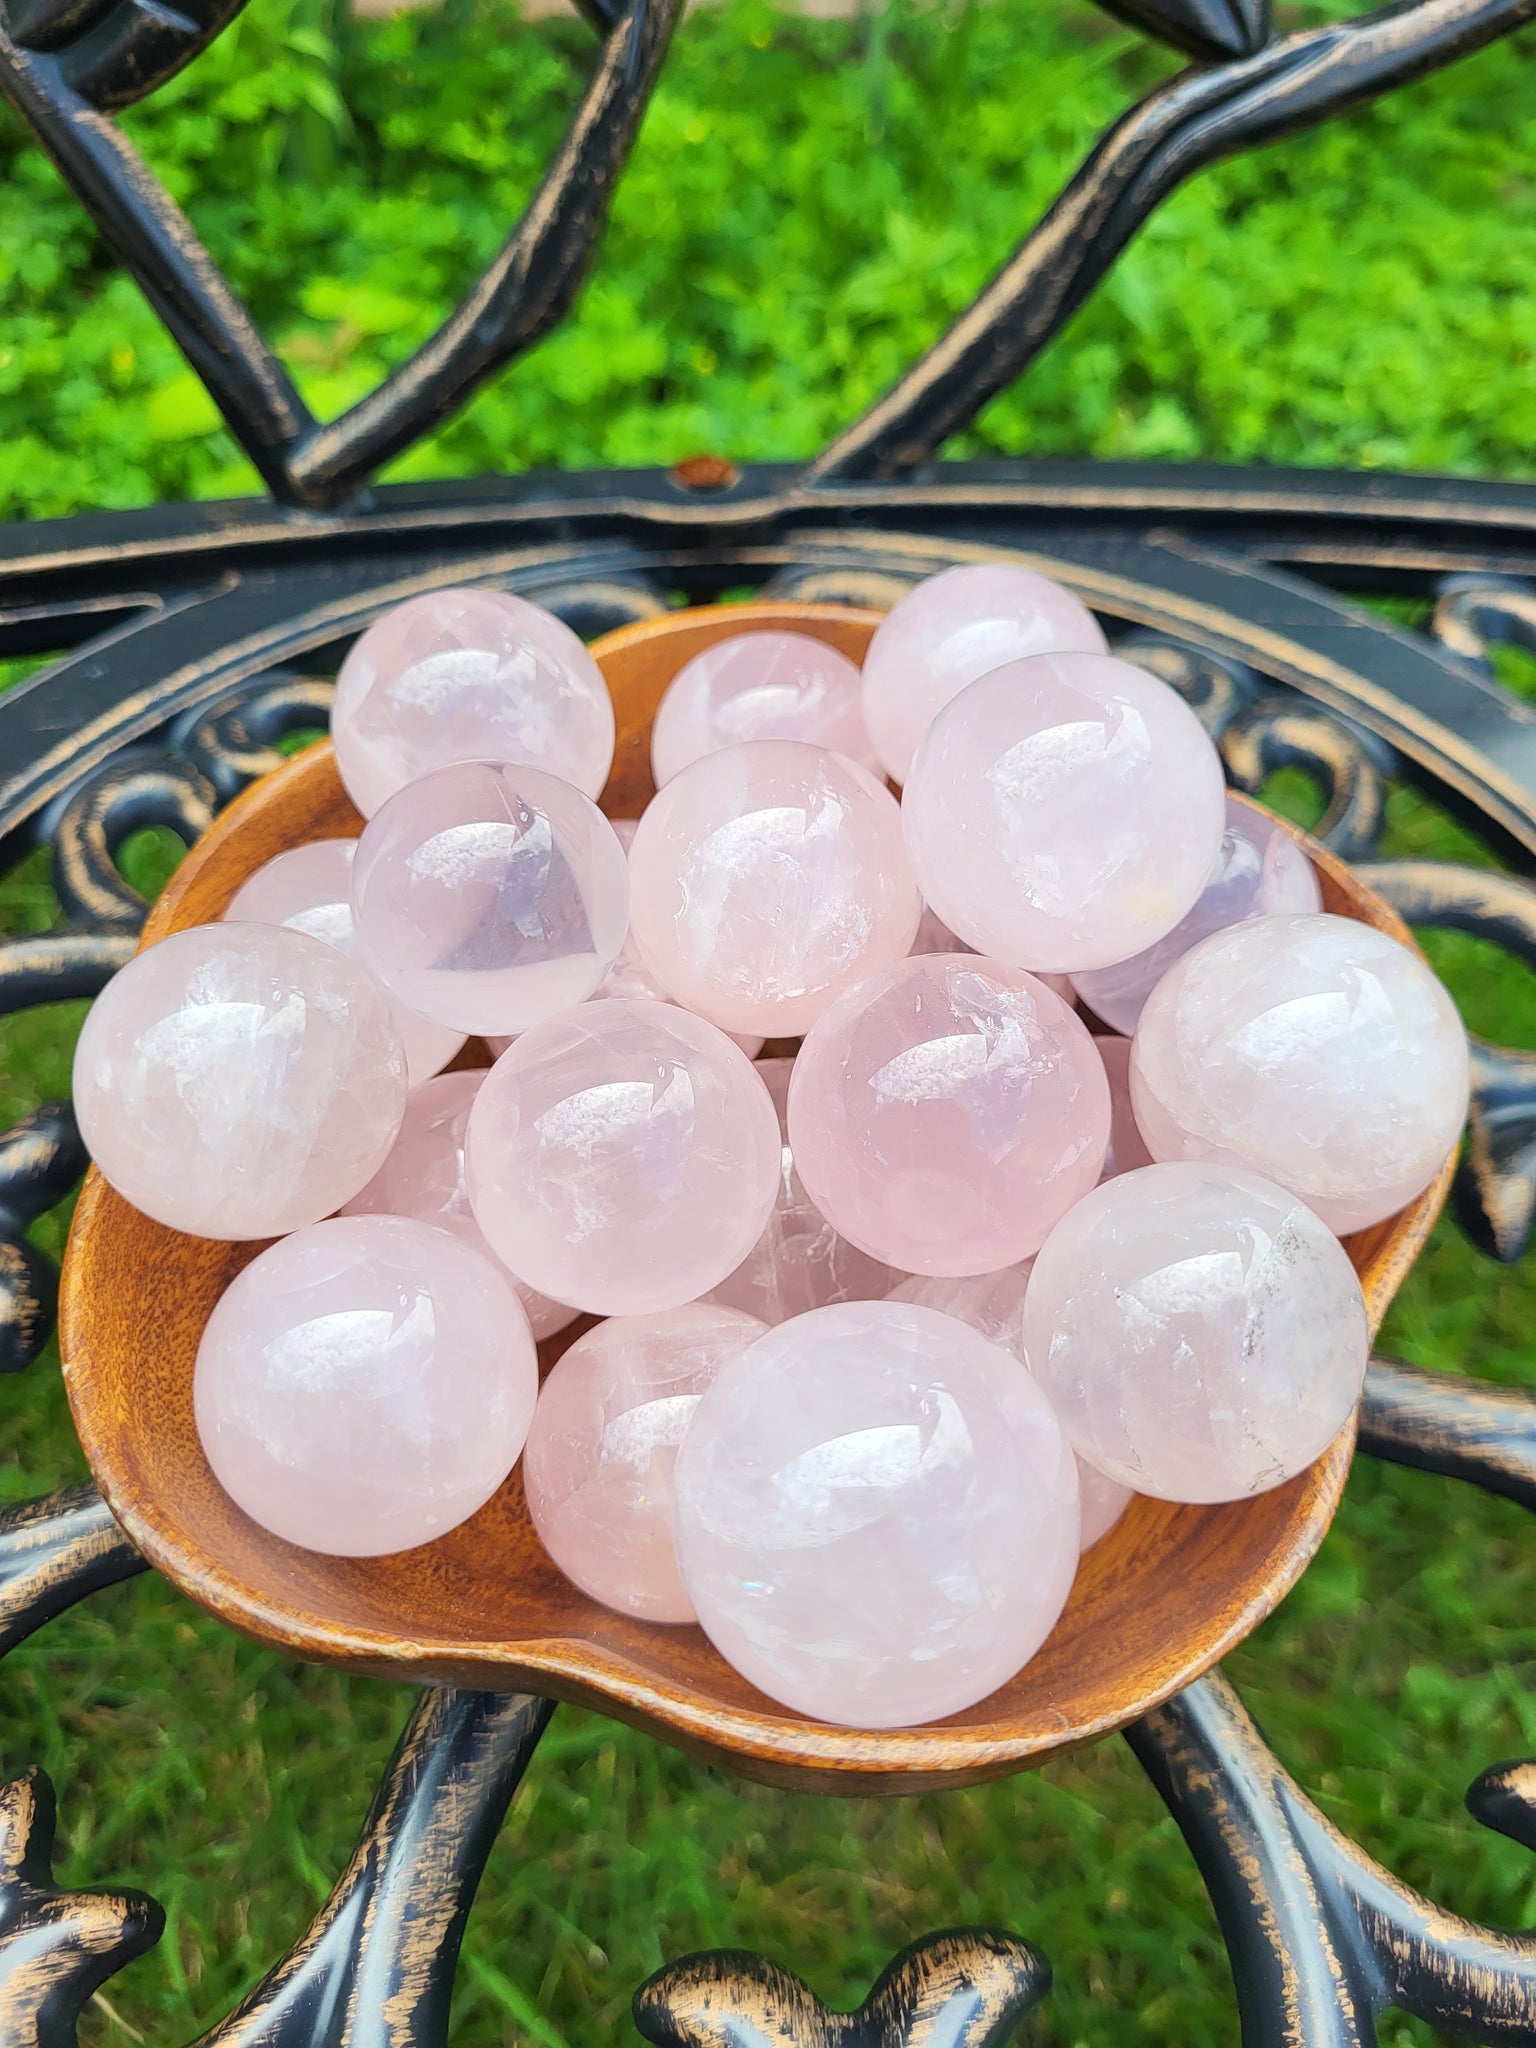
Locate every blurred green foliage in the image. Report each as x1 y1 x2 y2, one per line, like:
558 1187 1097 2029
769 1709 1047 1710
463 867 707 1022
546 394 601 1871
3 0 1536 2044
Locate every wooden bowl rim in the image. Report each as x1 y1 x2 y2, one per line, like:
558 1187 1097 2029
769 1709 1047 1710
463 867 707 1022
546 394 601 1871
60 599 1450 1790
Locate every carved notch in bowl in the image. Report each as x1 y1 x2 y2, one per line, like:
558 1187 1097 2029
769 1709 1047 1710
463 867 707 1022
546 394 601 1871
60 600 1449 1796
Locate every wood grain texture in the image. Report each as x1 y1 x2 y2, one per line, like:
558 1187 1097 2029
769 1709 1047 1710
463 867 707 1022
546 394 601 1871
59 601 1451 1795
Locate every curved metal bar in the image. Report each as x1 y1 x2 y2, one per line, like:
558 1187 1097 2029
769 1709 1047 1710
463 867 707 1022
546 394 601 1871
807 0 1536 484
0 36 312 498
57 0 254 110
0 1767 163 2048
1221 697 1388 858
1360 1356 1536 1510
283 0 683 505
0 932 135 1015
0 1487 145 1658
635 1930 1051 2048
50 755 215 932
1127 1670 1536 2046
0 1104 89 1373
193 1688 555 2048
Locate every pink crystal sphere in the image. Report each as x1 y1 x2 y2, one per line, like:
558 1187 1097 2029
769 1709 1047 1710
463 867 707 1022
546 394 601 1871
787 954 1110 1276
73 923 406 1239
627 741 921 1037
1130 912 1470 1232
1095 1036 1153 1180
351 760 630 1036
341 1069 578 1341
466 998 782 1314
332 587 615 815
1072 797 1321 1033
887 1265 1132 1549
225 838 465 1085
523 1302 767 1622
651 632 878 785
708 1058 897 1323
861 563 1108 783
902 652 1226 974
1024 1162 1369 1501
672 1299 1081 1728
194 1214 538 1554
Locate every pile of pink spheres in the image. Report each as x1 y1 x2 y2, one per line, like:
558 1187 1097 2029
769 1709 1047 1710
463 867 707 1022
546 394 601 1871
72 567 1472 1732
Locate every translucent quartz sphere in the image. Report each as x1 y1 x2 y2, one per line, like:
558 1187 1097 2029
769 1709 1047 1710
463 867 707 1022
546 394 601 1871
708 1058 897 1324
195 1214 537 1554
523 1303 767 1622
1095 1036 1153 1180
73 922 406 1239
1130 912 1470 1233
673 1299 1081 1728
651 632 878 786
902 653 1226 974
332 586 615 815
341 1069 578 1341
225 838 465 1085
1072 797 1321 1033
1024 1162 1369 1501
787 954 1110 1275
861 563 1108 783
888 1266 1131 1549
628 741 921 1038
466 998 782 1314
351 760 630 1036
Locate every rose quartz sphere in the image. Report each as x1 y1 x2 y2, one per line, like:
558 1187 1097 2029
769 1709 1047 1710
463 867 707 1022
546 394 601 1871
1130 912 1470 1233
524 1302 767 1622
1095 1036 1153 1180
651 632 878 786
861 563 1108 783
628 741 920 1038
341 1069 578 1341
466 998 782 1314
194 1214 537 1555
73 922 406 1239
225 838 465 1085
332 587 615 815
1024 1163 1369 1501
673 1299 1081 1728
902 652 1226 974
787 954 1110 1276
708 1058 897 1323
887 1265 1132 1549
351 760 630 1036
1072 797 1321 1033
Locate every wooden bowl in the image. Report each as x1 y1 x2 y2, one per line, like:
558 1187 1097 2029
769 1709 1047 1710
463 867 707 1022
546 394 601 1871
60 601 1450 1796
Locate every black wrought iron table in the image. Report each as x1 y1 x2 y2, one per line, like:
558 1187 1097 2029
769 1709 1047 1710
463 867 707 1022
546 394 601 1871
4 0 1536 2032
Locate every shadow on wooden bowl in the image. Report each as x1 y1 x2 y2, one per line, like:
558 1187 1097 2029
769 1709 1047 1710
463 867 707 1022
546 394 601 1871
61 601 1451 1797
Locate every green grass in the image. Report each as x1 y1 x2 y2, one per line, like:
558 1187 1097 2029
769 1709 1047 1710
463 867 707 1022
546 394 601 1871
5 0 1536 2040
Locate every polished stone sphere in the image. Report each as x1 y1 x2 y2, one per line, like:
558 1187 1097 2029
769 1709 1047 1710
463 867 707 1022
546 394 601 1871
351 760 630 1036
341 1068 578 1341
1072 797 1321 1032
708 1058 897 1323
672 1299 1081 1727
861 563 1107 783
1130 912 1470 1232
787 954 1110 1275
651 631 877 785
332 586 615 815
1095 1035 1153 1180
225 837 465 1085
194 1214 538 1554
1024 1162 1369 1501
902 652 1226 973
74 922 407 1239
465 998 783 1314
628 741 921 1038
524 1302 767 1622
887 1264 1132 1549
